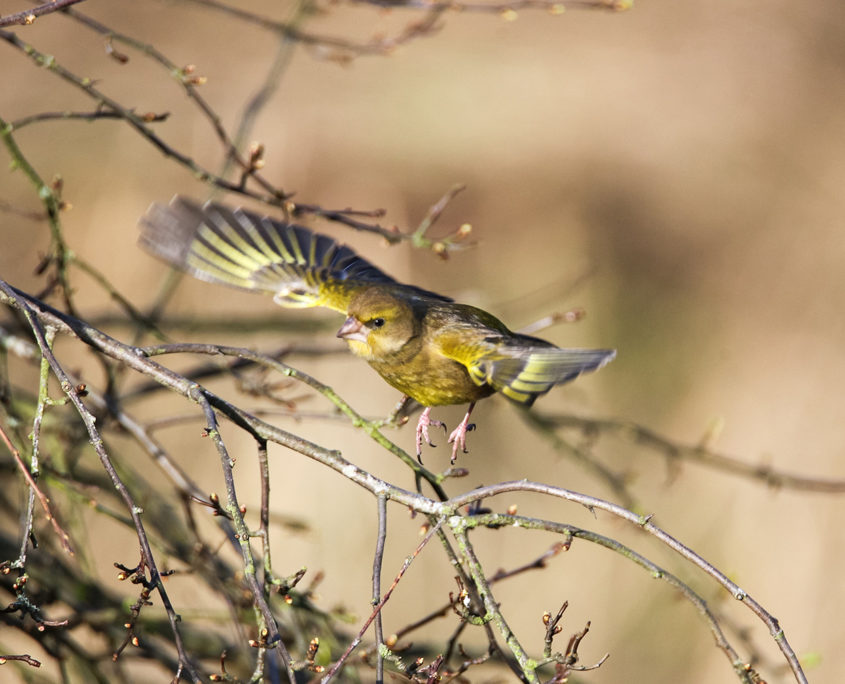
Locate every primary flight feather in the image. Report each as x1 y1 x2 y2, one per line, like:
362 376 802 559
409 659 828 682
139 196 615 462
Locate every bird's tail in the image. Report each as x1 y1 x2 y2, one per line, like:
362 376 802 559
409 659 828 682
474 347 616 405
138 196 400 312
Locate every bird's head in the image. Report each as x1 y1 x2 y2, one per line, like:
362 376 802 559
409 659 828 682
336 288 418 360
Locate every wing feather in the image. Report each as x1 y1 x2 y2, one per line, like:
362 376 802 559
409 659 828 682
139 196 450 313
476 347 616 405
433 311 615 406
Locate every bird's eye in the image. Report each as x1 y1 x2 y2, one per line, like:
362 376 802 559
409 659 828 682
370 317 386 329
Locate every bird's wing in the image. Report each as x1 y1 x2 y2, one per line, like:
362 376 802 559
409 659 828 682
139 196 450 313
471 345 616 405
434 319 615 406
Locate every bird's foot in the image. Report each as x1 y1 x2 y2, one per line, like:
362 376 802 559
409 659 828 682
447 404 477 464
415 407 446 463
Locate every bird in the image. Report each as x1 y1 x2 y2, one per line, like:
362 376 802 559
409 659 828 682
138 196 616 463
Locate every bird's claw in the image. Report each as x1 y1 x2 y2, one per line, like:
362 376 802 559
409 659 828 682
416 408 447 463
448 422 476 464
422 420 447 448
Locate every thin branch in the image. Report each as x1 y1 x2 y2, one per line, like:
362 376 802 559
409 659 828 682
221 0 308 182
190 386 295 682
0 423 74 557
183 0 630 58
251 437 275 683
0 115 74 315
321 516 445 682
372 494 388 683
11 109 169 129
452 525 537 682
429 518 525 680
0 0 86 28
543 413 845 493
403 0 633 12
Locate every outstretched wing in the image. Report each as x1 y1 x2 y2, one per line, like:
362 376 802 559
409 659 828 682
138 196 449 313
469 345 616 405
433 306 615 405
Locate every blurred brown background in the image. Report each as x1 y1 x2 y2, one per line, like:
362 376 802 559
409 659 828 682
2 0 844 681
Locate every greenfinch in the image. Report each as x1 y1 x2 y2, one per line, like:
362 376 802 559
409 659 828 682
139 197 615 462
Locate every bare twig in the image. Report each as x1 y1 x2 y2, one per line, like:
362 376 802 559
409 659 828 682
0 423 73 556
321 516 446 682
372 494 388 683
542 413 845 493
0 0 86 28
0 653 41 667
11 109 169 129
452 525 537 682
190 387 295 682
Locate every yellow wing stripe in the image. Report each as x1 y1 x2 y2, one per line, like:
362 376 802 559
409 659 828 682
501 386 531 403
235 211 284 264
260 217 297 263
287 228 306 264
202 222 271 268
467 364 487 385
508 378 551 393
186 241 255 280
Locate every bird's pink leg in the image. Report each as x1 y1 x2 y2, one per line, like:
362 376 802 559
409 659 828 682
448 403 477 464
415 407 446 463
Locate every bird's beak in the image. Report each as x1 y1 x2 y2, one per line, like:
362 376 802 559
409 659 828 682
336 316 368 343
